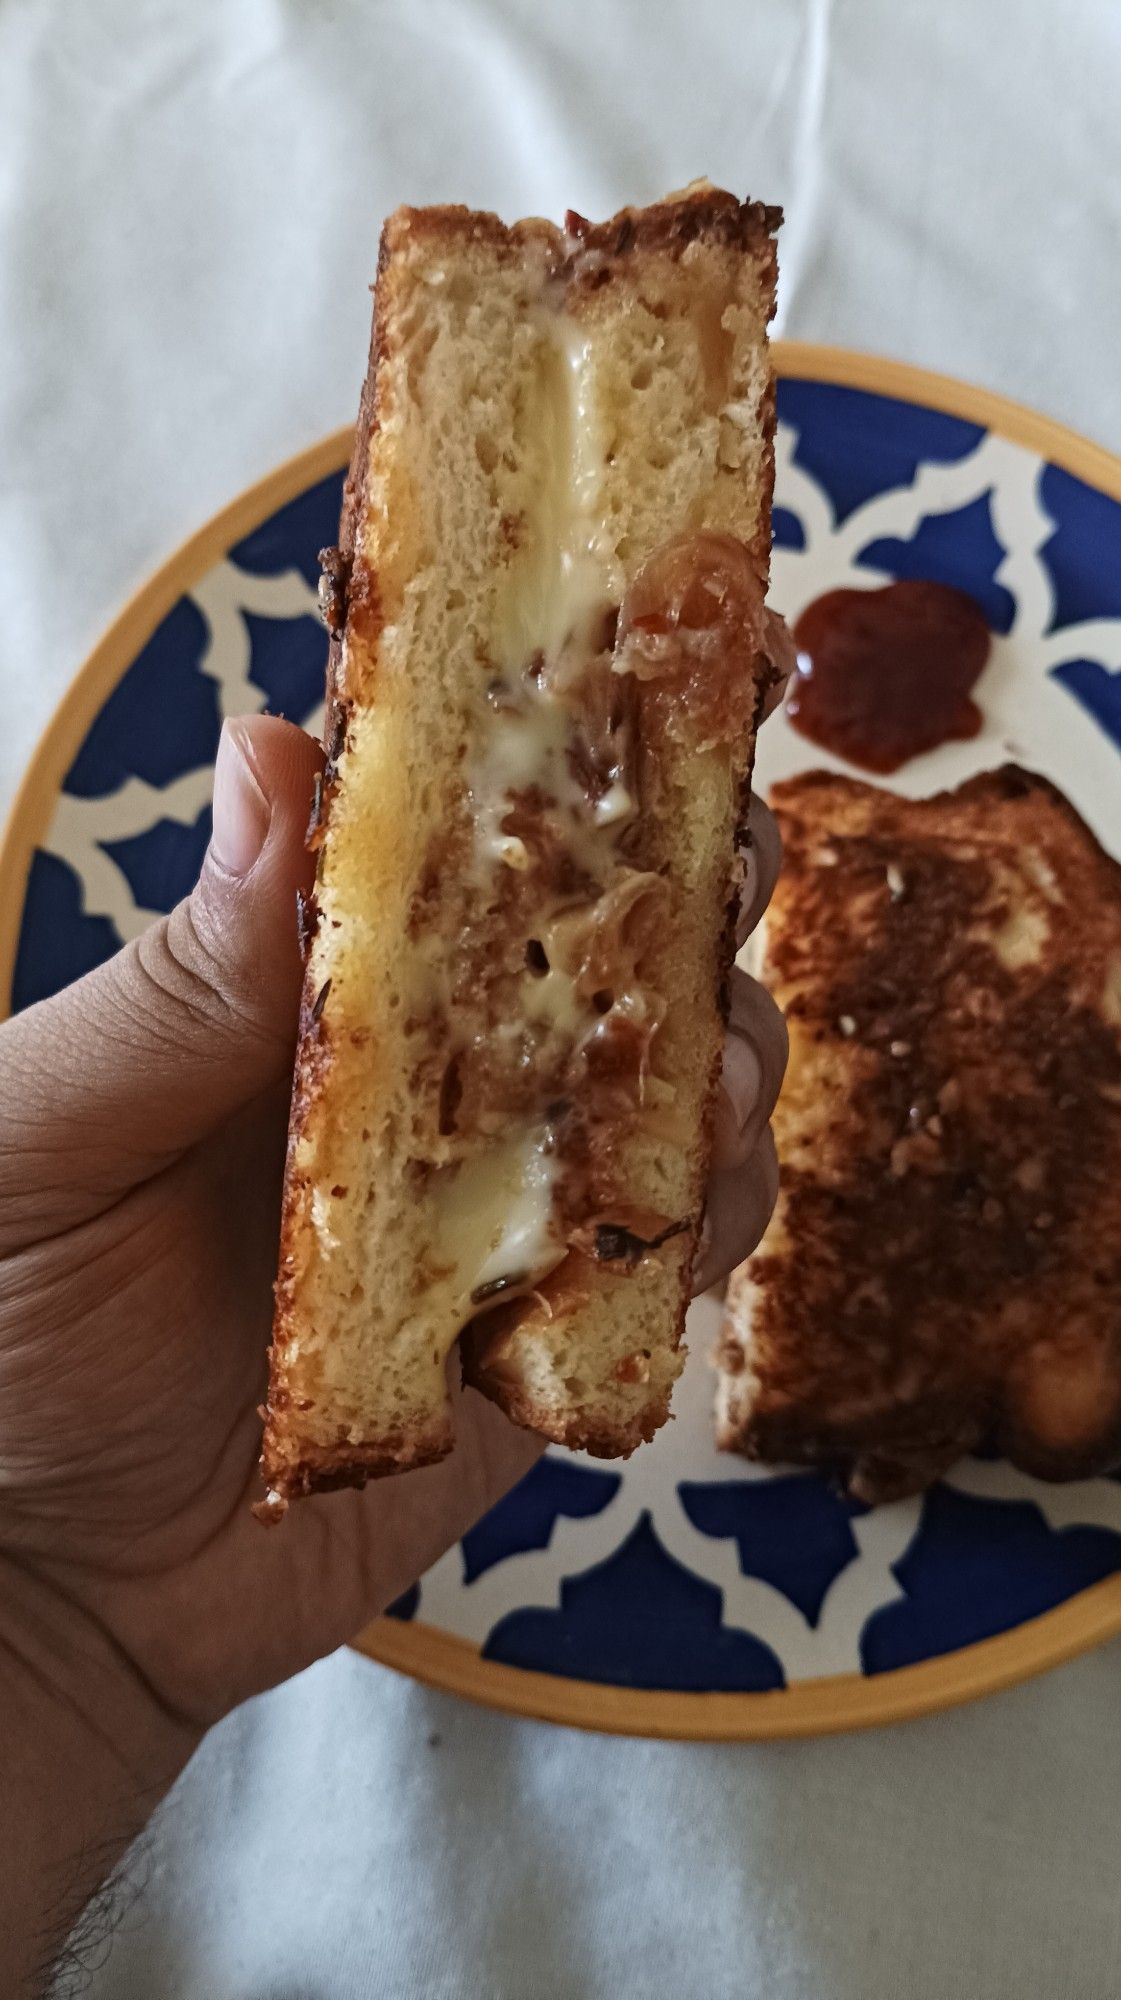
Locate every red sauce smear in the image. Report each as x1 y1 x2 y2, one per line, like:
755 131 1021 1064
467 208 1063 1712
786 580 992 774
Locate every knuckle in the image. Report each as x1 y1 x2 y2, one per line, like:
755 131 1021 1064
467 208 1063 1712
129 894 276 1056
131 912 229 1041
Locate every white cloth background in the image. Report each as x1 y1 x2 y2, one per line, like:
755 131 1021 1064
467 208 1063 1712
3 1 1121 1993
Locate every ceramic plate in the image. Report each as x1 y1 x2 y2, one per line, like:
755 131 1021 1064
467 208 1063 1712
6 345 1121 1739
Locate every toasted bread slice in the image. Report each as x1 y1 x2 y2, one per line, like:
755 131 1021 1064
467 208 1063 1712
260 186 781 1506
718 767 1121 1502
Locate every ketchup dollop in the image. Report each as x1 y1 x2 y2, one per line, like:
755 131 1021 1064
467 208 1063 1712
786 579 991 773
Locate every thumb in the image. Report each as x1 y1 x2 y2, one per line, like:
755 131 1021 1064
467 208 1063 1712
0 714 323 1239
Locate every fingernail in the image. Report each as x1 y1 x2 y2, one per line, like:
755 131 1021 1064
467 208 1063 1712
719 1033 763 1139
211 720 271 877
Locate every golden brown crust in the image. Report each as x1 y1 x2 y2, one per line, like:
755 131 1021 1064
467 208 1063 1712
263 230 431 1510
718 765 1121 1501
384 182 782 271
462 1372 673 1460
254 1428 451 1517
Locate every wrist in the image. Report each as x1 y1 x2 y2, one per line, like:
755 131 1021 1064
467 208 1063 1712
0 1553 198 1996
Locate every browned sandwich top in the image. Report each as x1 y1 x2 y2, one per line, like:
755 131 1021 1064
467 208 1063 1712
720 766 1121 1501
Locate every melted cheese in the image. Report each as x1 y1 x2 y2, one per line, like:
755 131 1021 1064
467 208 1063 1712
469 302 630 871
426 1128 564 1315
494 309 620 678
594 781 635 827
402 302 633 1302
522 964 583 1038
467 685 573 863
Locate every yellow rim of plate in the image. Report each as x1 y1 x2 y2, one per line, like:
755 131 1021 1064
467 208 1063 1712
5 344 1121 1741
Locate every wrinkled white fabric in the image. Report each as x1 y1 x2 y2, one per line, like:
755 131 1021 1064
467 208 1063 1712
3 2 1121 1994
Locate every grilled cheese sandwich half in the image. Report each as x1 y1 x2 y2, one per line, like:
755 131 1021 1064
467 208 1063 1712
260 185 783 1506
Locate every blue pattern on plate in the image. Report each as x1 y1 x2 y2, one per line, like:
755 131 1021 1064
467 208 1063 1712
229 469 346 588
680 1476 860 1628
1050 657 1121 753
11 375 1121 1701
65 597 219 798
856 492 1017 633
12 851 121 1012
777 379 984 525
862 1487 1121 1672
1038 463 1121 631
386 1585 420 1623
100 810 213 917
485 1514 786 1691
462 1457 620 1585
245 611 328 719
772 505 806 551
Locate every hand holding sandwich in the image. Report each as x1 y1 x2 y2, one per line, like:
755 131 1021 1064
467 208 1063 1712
0 710 785 1992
